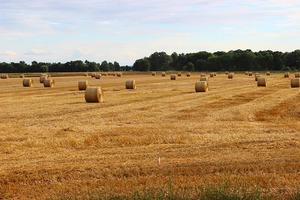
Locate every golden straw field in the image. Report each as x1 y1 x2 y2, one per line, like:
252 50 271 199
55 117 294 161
0 72 300 199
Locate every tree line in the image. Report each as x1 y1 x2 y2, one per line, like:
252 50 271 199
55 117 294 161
133 49 300 72
0 60 128 73
1 49 300 73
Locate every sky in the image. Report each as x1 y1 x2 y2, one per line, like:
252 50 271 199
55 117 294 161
1 0 300 66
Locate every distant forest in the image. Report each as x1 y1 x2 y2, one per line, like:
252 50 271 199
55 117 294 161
1 49 300 73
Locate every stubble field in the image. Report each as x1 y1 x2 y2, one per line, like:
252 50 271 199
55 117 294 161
0 72 300 199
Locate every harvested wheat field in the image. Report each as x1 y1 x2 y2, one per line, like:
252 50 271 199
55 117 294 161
0 72 300 199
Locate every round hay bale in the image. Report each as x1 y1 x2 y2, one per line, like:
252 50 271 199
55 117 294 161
170 74 176 80
266 71 271 76
85 87 104 103
225 71 229 75
39 75 48 83
162 72 166 77
291 78 300 88
152 72 156 76
23 78 33 87
295 72 300 78
210 73 214 77
257 77 266 87
78 80 89 90
186 72 191 77
91 73 96 77
200 77 208 81
84 73 88 77
117 72 122 77
19 74 25 78
255 74 261 81
195 81 208 92
245 71 249 75
248 72 253 76
284 72 289 78
44 79 55 87
213 72 217 76
1 74 9 79
95 73 101 79
125 80 136 89
228 73 234 79
178 72 182 77
200 73 206 77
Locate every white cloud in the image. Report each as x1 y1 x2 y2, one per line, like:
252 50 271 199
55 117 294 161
25 49 47 55
2 50 17 56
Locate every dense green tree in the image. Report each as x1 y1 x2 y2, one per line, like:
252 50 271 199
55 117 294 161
185 62 195 71
114 61 121 71
195 59 207 71
133 58 151 71
284 50 300 70
148 52 172 71
100 60 109 71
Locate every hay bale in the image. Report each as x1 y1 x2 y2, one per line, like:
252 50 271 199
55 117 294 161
91 73 96 77
255 74 261 81
284 72 289 78
78 80 88 90
257 77 266 87
200 73 206 77
19 74 25 78
84 72 88 76
170 74 176 80
225 71 229 75
266 71 271 76
85 87 104 103
195 81 208 92
1 74 9 79
117 72 122 77
39 75 48 83
178 72 182 77
152 72 156 76
95 73 101 79
210 73 214 77
200 77 208 81
125 80 136 89
44 79 55 87
291 78 300 88
295 72 300 78
187 72 191 77
228 73 234 79
23 78 33 87
248 72 253 76
245 71 249 75
162 72 166 77
213 72 217 76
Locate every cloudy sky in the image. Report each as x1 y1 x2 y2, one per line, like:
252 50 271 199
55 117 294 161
1 0 300 65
